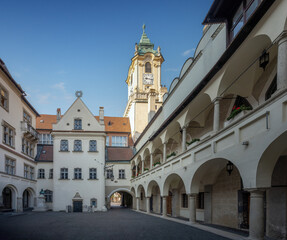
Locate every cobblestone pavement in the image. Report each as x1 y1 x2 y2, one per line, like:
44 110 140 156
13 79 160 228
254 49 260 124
0 208 233 240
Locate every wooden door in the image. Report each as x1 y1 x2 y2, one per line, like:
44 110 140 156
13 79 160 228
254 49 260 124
167 191 172 215
73 201 83 212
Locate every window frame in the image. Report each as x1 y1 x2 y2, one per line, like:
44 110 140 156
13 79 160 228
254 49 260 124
74 168 82 180
60 139 69 152
49 169 53 179
44 190 53 202
23 110 32 124
74 140 82 152
22 137 35 157
5 156 16 175
119 169 125 179
145 62 151 73
74 118 82 130
2 121 15 148
60 168 68 180
181 193 188 208
89 168 97 180
24 164 34 180
0 83 9 111
38 168 45 179
89 140 97 152
106 169 113 179
111 136 128 147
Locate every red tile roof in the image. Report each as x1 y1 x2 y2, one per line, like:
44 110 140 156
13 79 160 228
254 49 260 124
107 147 133 161
36 115 131 133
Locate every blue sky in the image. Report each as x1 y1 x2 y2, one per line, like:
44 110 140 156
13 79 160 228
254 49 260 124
0 0 213 117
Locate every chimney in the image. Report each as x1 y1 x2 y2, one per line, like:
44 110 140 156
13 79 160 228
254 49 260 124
99 107 104 125
57 108 61 122
148 89 156 122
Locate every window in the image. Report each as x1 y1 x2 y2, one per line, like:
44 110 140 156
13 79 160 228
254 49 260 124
60 168 68 179
24 164 34 180
49 169 53 179
198 192 204 209
106 136 109 146
89 168 97 179
229 0 260 41
5 157 15 175
60 140 69 151
89 140 97 152
111 136 128 147
119 169 125 179
39 134 53 145
106 169 113 179
181 194 188 208
74 168 82 179
22 137 35 157
23 110 32 124
91 198 97 208
74 119 82 130
44 190 53 202
265 74 277 101
0 84 8 110
145 62 151 73
74 140 82 151
38 169 45 179
2 122 15 148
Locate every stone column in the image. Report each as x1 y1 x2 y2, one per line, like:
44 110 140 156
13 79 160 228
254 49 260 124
248 190 265 240
189 194 197 223
182 126 187 152
163 142 167 163
136 197 140 211
162 196 167 217
17 197 23 212
277 31 287 90
150 153 153 169
213 98 220 132
136 165 138 177
146 197 150 213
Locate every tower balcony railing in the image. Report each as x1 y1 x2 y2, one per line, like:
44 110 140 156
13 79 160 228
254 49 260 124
21 121 39 141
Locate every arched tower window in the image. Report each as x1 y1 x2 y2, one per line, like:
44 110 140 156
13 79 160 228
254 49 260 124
145 62 151 73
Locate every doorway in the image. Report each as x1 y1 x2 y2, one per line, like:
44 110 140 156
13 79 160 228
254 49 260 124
73 200 83 212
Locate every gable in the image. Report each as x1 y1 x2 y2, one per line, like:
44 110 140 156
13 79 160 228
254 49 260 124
53 98 105 132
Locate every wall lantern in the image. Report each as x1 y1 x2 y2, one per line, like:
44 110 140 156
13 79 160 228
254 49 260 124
226 161 234 176
259 51 269 70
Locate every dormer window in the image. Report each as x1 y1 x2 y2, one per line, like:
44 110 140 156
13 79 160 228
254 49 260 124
74 119 82 130
145 62 151 73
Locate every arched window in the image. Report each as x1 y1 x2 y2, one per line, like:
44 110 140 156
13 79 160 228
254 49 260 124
145 62 151 73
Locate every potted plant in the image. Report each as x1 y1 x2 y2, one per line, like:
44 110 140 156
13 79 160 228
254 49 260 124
227 105 252 121
186 138 200 146
167 152 176 159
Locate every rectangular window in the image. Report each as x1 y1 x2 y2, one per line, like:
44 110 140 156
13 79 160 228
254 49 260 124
23 110 32 124
44 190 53 202
111 136 128 147
89 168 97 179
74 140 82 152
89 140 97 152
106 169 113 179
49 169 53 179
38 169 45 179
5 157 15 175
74 168 82 179
24 164 34 180
0 84 8 110
119 169 125 179
106 136 109 146
39 134 53 145
2 122 15 148
22 137 35 157
74 119 82 130
181 193 188 208
60 168 68 179
60 140 69 151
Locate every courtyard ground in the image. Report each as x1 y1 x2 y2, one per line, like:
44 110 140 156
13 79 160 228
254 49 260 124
0 208 244 240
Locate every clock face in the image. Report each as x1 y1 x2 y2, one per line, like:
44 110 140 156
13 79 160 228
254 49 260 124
143 73 154 85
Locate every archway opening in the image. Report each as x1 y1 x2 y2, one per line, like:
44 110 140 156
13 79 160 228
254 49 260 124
110 191 133 209
147 180 161 214
1 185 17 212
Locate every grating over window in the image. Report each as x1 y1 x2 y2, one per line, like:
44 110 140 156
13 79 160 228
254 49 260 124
60 140 69 151
74 140 82 151
74 119 82 130
89 140 97 152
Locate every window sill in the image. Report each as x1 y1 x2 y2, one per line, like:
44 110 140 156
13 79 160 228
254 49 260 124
37 178 45 179
3 142 15 150
118 178 126 180
72 151 83 153
88 178 98 180
72 178 83 180
59 178 70 180
59 150 70 152
88 151 98 153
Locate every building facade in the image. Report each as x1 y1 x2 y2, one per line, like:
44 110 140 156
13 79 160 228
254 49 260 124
0 59 39 212
130 1 287 240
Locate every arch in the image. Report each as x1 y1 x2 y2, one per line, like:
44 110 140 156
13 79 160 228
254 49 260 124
217 34 272 98
2 184 18 210
147 180 161 197
107 188 135 199
169 78 179 93
256 130 287 188
136 184 146 198
179 58 193 79
162 173 187 196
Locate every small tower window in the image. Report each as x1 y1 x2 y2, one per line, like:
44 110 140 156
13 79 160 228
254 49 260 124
145 62 151 73
74 119 82 130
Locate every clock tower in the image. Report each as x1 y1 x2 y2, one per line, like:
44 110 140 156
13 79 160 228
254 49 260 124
124 25 167 141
